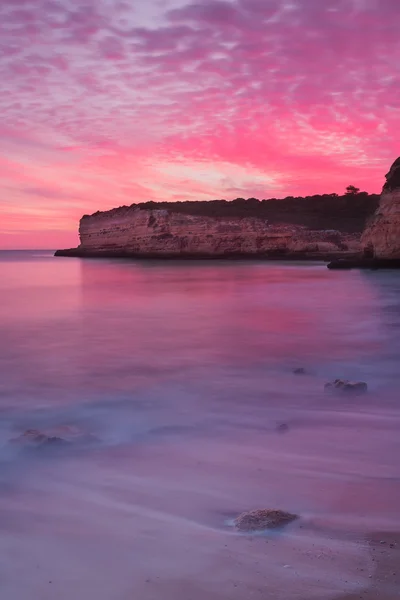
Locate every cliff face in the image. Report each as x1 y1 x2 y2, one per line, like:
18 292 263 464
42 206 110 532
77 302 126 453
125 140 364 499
56 204 361 259
362 158 400 259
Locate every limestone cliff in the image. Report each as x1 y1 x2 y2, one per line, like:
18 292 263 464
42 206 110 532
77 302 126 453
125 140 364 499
362 158 400 259
56 204 361 259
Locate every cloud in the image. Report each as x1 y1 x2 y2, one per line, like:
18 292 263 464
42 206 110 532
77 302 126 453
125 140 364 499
168 0 242 25
0 0 398 247
21 186 80 200
97 36 126 59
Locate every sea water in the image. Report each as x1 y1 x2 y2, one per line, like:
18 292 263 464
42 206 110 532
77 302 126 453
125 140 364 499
0 250 399 599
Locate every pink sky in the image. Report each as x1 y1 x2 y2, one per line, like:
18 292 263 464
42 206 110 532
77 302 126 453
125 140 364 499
0 0 399 249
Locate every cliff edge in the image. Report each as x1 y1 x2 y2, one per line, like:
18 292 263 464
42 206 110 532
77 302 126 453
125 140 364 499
55 202 365 260
328 158 400 269
361 157 400 259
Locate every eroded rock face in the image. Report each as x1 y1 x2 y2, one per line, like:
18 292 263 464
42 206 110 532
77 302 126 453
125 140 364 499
362 158 400 259
383 157 400 192
234 509 298 532
57 206 361 259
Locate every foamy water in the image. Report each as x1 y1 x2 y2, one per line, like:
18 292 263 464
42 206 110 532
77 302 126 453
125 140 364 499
0 251 399 599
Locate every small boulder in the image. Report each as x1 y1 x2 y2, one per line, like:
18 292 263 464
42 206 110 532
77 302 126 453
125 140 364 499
324 379 368 394
10 425 98 451
234 509 298 532
293 368 306 375
10 429 70 449
276 423 289 433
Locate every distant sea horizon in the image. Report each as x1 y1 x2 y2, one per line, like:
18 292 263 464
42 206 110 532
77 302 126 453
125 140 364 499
0 248 56 252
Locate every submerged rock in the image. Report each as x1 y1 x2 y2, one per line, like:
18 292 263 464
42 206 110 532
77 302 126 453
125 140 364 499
10 429 70 449
276 423 289 433
234 509 298 532
50 425 98 445
324 379 368 394
10 426 97 450
293 368 306 375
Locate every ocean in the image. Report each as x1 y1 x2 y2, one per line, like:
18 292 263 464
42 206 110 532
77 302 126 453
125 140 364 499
0 250 399 599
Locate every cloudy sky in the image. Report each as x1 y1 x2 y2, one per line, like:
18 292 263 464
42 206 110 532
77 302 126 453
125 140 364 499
1 0 399 248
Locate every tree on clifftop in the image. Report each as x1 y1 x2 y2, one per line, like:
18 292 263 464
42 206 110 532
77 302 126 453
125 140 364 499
345 185 360 195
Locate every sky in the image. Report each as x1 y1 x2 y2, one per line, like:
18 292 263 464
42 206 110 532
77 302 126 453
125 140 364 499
0 0 399 249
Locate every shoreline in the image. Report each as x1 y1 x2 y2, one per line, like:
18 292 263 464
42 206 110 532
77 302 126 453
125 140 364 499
54 248 355 263
54 249 400 269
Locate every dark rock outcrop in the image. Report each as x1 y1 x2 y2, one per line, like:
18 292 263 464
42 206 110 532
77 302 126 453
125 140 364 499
293 367 306 375
10 429 70 449
324 380 368 394
382 157 400 192
276 423 289 433
327 258 400 270
10 426 97 450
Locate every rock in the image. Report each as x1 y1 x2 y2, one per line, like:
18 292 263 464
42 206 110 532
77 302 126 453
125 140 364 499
324 380 368 394
50 425 98 445
10 429 70 449
327 258 400 270
361 157 400 259
234 509 298 532
10 426 97 450
276 423 289 433
293 368 306 375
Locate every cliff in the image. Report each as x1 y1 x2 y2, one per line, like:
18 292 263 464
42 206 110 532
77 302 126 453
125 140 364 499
361 158 400 259
129 193 378 234
55 200 366 260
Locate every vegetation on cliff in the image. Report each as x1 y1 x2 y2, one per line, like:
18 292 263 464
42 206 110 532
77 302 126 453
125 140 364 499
85 191 379 235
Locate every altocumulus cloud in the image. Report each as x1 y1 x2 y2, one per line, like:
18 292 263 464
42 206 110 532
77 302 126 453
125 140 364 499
0 0 399 247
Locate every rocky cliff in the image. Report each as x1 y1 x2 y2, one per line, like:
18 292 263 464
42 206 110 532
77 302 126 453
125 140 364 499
137 194 378 233
361 158 400 259
56 203 362 260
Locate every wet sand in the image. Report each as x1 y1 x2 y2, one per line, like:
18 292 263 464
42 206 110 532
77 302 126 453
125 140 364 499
0 440 398 600
334 532 400 600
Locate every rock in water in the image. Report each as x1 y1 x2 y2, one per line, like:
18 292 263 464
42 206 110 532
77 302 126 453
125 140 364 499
293 367 306 375
50 425 98 445
276 423 289 433
10 429 69 449
324 380 368 394
9 426 97 451
362 157 400 259
234 509 298 532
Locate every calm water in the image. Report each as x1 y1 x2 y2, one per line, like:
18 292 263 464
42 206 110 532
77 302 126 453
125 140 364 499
0 250 399 599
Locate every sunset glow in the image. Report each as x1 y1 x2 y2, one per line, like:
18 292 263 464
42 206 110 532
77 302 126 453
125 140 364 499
1 0 398 248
